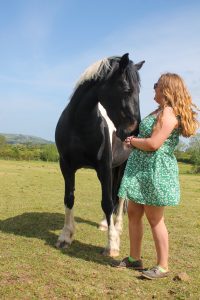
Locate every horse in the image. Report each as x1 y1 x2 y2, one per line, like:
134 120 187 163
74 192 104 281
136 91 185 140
55 53 145 257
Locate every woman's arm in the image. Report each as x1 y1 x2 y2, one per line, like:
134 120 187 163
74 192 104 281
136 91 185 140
129 107 178 151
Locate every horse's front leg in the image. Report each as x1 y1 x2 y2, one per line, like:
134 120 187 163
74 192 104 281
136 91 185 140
56 206 75 249
99 198 125 233
56 162 75 249
97 168 120 257
105 214 120 257
114 198 125 235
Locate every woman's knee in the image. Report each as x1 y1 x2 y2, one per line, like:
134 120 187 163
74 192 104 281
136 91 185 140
145 213 164 228
147 216 164 228
128 201 144 220
144 206 165 228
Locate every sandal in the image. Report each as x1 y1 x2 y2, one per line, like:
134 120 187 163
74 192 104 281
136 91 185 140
112 257 144 270
141 266 169 279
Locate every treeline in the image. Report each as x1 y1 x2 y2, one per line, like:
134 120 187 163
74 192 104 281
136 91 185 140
0 135 59 162
0 134 200 172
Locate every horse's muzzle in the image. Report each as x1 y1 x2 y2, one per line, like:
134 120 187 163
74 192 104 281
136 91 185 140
127 121 138 133
116 121 138 141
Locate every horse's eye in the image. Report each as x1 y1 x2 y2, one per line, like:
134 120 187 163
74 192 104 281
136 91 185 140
123 82 132 94
124 88 132 95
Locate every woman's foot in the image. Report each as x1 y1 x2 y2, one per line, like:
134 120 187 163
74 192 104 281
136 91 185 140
112 257 144 270
141 266 169 279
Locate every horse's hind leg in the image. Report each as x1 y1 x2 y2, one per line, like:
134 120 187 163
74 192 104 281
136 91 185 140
114 198 125 235
98 214 108 231
56 159 75 249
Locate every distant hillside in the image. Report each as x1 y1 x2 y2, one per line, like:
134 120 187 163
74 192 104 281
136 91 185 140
0 133 53 145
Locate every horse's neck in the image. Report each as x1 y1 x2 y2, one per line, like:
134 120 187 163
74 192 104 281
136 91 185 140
69 90 116 146
68 84 100 122
71 82 98 109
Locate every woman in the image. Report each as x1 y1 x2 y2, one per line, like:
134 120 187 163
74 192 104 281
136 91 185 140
115 73 199 279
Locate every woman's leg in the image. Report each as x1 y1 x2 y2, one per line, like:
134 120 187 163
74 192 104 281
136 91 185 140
128 201 144 260
144 205 168 270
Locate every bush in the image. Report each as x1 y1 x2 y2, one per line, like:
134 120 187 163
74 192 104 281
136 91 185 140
0 135 6 148
40 144 59 162
187 133 200 173
0 143 59 162
175 151 192 163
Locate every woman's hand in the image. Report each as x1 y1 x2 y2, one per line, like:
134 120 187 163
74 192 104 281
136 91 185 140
124 136 135 148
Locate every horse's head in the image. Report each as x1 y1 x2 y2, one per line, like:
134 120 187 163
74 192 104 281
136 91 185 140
98 53 145 140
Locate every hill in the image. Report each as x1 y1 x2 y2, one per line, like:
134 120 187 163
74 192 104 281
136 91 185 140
0 133 53 145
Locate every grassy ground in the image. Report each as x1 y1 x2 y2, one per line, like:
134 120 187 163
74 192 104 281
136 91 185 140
0 160 200 299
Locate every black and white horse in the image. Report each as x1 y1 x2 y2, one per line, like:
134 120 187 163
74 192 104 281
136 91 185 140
55 53 144 256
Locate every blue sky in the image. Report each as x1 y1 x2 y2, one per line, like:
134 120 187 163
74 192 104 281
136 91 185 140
0 0 200 141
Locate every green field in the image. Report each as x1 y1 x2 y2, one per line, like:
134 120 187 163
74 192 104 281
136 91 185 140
0 160 200 299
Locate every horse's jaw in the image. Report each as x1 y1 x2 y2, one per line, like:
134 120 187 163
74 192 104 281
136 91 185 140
116 121 139 141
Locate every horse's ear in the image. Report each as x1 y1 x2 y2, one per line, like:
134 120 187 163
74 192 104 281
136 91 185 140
119 53 129 72
135 60 145 70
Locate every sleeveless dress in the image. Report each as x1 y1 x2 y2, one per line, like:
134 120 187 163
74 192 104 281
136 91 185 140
118 113 180 206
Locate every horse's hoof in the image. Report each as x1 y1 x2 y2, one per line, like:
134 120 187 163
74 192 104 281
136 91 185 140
101 249 119 257
98 224 108 231
55 240 70 249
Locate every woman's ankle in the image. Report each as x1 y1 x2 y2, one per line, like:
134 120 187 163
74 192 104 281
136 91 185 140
130 254 141 261
157 264 168 272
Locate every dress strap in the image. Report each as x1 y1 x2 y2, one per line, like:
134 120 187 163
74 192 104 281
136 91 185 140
149 108 163 118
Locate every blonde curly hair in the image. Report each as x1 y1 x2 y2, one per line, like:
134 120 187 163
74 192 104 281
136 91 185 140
158 73 199 137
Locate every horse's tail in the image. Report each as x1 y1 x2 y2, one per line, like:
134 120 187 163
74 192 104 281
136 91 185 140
112 162 128 214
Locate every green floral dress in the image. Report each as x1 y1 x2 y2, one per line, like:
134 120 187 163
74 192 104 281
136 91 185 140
118 114 180 206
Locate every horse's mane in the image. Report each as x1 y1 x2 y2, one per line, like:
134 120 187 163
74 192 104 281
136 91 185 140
74 56 140 92
75 58 112 89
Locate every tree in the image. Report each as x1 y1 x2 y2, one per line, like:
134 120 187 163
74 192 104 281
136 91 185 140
40 144 59 162
187 133 200 173
0 135 6 148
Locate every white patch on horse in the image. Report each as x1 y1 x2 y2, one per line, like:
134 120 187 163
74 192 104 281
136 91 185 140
75 58 111 88
56 207 75 248
99 199 124 234
114 198 124 235
106 215 120 256
98 103 116 148
99 214 108 231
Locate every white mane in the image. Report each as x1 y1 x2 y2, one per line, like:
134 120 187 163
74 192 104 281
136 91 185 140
75 58 112 89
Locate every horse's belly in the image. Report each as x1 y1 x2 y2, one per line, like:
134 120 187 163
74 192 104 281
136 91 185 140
60 142 97 169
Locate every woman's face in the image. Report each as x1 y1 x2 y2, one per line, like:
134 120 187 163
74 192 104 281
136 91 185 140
153 81 164 106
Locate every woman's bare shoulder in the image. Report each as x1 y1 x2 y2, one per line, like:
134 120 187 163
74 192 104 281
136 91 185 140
162 107 178 127
162 106 176 117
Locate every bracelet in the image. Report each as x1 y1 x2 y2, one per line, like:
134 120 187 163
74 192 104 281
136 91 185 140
130 137 135 148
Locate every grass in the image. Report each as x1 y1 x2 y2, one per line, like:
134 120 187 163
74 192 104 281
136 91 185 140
0 159 200 299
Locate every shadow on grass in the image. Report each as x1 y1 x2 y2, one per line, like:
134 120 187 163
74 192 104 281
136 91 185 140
75 216 99 227
0 212 113 265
